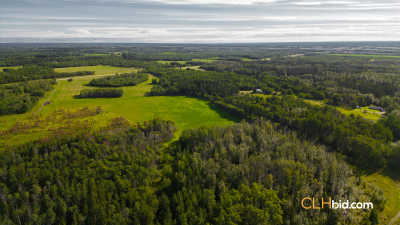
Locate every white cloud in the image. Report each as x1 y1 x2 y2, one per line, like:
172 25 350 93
126 0 282 5
1 0 400 42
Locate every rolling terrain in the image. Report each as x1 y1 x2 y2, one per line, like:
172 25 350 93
0 66 235 149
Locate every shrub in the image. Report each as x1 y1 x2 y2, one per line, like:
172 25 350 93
88 72 147 87
76 88 123 98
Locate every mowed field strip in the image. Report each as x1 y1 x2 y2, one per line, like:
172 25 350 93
0 66 235 148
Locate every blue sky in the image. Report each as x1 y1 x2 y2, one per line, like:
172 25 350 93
1 0 399 42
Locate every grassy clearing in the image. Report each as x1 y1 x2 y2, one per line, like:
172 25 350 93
240 58 255 62
156 60 186 65
336 106 383 122
303 99 325 106
0 66 23 71
180 66 205 71
301 98 383 122
363 173 400 225
0 66 235 148
156 58 219 65
192 58 219 63
83 53 110 57
55 65 139 75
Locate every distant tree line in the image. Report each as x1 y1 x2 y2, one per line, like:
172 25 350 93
0 65 94 84
88 72 147 87
201 56 400 111
147 68 257 97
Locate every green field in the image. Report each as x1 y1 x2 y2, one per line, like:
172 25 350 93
0 66 23 71
55 65 139 75
156 60 186 65
157 58 219 65
192 58 219 63
240 57 255 61
83 53 111 57
302 99 383 122
336 106 383 122
364 174 400 225
0 66 235 148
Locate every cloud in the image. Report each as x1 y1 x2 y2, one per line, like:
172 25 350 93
117 0 282 5
1 0 399 42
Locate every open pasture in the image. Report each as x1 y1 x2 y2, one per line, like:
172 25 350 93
0 66 235 148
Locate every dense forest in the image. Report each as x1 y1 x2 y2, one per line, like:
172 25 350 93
0 118 382 225
0 79 55 115
88 73 148 87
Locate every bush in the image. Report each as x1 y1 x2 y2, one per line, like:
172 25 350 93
88 72 147 87
76 88 123 98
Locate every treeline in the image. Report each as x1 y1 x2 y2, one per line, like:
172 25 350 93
76 88 123 98
0 118 382 225
148 68 257 97
0 65 94 84
213 95 396 171
88 72 147 87
45 56 151 69
201 56 400 111
201 55 400 78
0 79 55 115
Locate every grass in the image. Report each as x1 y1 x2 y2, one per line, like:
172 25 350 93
301 99 383 122
303 99 325 106
0 66 235 148
240 58 255 62
156 60 186 65
191 58 219 63
363 173 400 225
55 65 139 75
156 58 219 65
336 106 383 122
83 53 110 57
180 66 205 71
0 66 22 71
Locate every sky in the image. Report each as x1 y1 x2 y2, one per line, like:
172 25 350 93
1 0 400 43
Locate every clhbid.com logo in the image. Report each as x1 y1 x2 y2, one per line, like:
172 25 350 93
301 197 373 210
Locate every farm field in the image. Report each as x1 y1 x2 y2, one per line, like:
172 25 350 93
0 66 235 149
54 65 139 75
156 60 186 65
156 58 220 65
364 174 400 225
